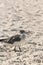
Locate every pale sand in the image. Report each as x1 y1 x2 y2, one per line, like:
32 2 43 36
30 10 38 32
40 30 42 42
0 0 43 65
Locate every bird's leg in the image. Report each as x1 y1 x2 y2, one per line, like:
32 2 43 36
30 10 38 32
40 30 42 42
18 45 22 52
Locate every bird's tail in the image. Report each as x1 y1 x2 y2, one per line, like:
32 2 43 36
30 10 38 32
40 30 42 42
0 38 8 42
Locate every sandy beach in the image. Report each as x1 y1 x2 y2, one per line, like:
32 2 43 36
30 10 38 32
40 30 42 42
0 0 43 65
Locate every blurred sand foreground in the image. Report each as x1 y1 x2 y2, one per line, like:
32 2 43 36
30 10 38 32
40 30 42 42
0 0 43 65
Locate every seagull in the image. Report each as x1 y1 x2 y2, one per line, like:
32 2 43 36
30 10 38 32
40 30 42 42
0 34 25 44
0 34 21 44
